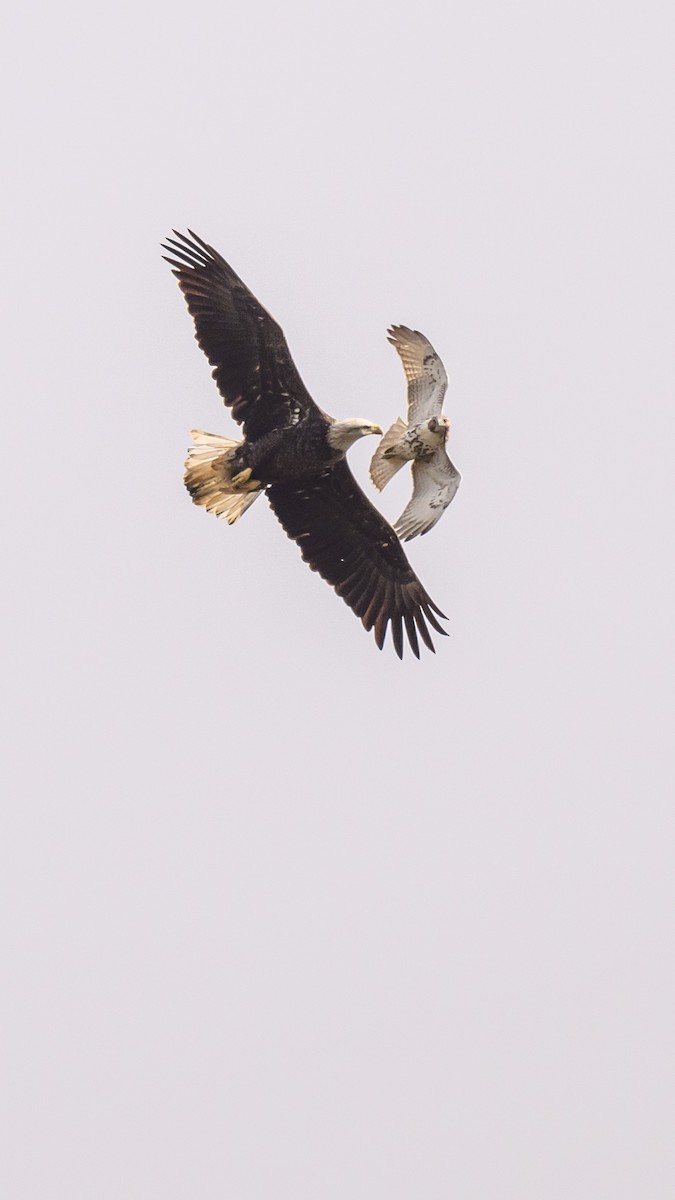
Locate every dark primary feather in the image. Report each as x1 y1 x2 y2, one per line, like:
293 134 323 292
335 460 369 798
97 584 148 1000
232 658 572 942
162 230 326 441
267 460 447 659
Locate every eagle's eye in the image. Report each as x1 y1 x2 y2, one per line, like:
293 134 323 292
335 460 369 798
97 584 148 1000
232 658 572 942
428 417 438 433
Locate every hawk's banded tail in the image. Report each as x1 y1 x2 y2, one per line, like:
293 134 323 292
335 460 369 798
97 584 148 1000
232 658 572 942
369 417 409 491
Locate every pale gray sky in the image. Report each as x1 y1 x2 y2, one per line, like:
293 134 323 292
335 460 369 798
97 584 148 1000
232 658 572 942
3 0 675 1196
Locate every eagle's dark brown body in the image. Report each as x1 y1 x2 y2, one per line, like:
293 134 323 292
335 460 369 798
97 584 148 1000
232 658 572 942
228 420 338 485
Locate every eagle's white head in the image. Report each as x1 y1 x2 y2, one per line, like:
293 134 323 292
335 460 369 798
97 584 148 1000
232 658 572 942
327 418 383 451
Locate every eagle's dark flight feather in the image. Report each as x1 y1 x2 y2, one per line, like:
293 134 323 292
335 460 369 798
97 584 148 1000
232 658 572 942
267 461 447 658
163 230 325 440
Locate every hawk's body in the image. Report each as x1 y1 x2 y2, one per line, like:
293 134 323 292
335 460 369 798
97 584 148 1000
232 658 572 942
370 326 461 541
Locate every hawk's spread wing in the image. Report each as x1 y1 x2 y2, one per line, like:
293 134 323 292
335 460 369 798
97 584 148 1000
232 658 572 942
162 231 328 441
388 326 448 426
394 452 461 542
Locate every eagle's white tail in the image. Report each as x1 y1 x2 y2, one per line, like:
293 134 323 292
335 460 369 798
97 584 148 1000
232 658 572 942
184 430 263 524
369 417 409 491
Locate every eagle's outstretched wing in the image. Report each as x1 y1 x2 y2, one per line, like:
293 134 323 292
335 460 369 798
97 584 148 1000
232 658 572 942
267 460 447 658
388 325 448 426
394 453 462 542
162 231 328 441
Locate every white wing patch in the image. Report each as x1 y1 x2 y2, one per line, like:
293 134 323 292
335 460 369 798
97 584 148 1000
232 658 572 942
394 453 461 542
387 325 448 427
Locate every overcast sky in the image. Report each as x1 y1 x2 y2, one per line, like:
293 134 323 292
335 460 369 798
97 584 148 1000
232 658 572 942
3 0 675 1196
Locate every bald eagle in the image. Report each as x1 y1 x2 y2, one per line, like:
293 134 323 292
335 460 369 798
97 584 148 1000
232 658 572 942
162 231 447 658
370 326 461 540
